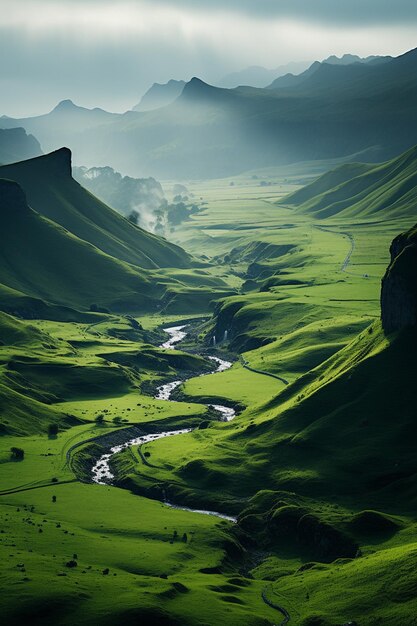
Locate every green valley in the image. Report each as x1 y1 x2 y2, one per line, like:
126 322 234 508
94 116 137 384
2 21 417 626
1 141 417 624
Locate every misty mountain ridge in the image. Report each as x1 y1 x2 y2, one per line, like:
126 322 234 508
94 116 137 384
218 60 311 88
0 127 43 165
133 79 186 112
267 52 393 89
1 48 416 178
217 54 388 89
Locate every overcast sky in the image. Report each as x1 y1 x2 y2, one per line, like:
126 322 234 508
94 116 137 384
1 0 416 117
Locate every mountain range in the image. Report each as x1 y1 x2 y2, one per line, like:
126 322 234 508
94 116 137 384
1 49 415 179
219 54 388 89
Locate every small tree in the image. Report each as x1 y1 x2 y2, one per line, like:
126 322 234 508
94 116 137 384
95 414 105 426
128 211 139 225
48 423 59 437
11 447 24 460
112 416 122 425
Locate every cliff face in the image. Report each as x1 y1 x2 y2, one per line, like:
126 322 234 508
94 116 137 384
381 225 417 333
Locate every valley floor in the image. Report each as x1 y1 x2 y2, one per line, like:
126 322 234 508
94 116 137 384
2 171 417 625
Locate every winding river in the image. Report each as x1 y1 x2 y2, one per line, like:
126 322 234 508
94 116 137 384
91 324 237 522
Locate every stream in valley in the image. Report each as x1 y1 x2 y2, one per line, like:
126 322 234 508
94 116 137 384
91 324 237 522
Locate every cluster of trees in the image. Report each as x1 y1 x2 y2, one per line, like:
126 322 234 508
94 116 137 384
73 166 203 236
94 414 128 426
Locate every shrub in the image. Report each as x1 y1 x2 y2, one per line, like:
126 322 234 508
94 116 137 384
10 447 24 460
95 414 105 425
48 423 59 437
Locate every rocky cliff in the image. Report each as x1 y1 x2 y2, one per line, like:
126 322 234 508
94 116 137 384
381 224 417 332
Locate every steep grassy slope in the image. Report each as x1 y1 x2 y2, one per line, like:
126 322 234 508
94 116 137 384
285 144 417 220
0 151 235 315
0 179 160 312
0 311 80 435
0 148 189 269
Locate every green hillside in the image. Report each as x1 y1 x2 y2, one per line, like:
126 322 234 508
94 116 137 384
1 164 417 624
0 148 190 269
0 178 160 312
285 144 417 220
123 271 417 624
0 151 235 316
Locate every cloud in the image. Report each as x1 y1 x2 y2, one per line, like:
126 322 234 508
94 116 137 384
25 0 417 26
144 0 417 25
3 0 417 32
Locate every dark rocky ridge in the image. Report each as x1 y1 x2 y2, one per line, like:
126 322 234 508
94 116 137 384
381 224 417 332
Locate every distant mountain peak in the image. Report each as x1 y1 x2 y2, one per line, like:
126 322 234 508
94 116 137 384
133 79 186 112
53 99 78 112
181 77 218 100
187 77 211 89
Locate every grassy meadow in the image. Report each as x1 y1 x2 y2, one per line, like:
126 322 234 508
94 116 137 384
2 161 417 625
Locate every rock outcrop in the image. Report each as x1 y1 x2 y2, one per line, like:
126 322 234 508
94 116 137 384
381 224 417 333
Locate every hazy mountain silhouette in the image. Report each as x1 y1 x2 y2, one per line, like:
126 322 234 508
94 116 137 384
2 49 416 178
219 61 311 88
0 127 42 164
133 80 186 112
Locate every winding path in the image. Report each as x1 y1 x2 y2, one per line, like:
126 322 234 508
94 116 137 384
313 224 355 274
239 355 289 385
262 585 291 625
